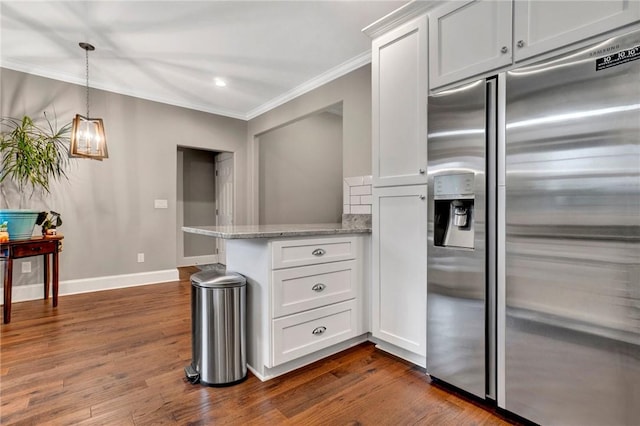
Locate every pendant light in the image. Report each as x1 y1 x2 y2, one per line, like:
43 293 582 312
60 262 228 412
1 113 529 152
70 42 108 160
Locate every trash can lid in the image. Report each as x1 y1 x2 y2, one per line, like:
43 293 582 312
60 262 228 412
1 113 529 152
191 268 246 288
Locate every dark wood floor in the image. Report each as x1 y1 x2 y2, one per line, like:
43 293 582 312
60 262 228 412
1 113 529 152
1 268 513 425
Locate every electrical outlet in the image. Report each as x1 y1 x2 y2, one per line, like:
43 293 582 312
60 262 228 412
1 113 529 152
21 261 31 273
137 253 145 263
154 199 168 209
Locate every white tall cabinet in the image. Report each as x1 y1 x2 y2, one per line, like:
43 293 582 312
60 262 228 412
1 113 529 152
369 14 429 367
372 186 427 366
372 16 428 188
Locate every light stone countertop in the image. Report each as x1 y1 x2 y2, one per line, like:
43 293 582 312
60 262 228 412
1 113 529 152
182 223 371 239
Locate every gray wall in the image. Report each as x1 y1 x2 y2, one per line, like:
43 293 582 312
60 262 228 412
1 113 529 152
180 147 217 257
247 64 372 223
0 62 373 286
0 68 247 283
259 111 342 224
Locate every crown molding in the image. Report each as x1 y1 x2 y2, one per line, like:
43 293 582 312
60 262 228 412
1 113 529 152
245 50 371 120
2 48 373 122
0 59 248 120
362 0 441 39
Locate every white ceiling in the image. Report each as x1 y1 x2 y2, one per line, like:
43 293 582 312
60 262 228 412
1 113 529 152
0 0 408 120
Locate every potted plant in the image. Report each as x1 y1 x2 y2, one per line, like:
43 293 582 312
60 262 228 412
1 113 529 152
36 210 63 236
0 113 71 240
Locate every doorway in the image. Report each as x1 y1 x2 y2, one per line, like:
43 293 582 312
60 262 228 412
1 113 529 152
176 147 234 267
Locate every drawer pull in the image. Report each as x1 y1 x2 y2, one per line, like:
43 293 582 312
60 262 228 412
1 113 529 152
312 326 326 336
311 248 326 256
311 283 326 292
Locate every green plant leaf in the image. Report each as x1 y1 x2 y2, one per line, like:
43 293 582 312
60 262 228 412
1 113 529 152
0 113 71 195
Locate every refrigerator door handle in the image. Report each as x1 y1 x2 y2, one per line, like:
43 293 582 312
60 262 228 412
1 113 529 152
496 72 507 408
486 77 498 401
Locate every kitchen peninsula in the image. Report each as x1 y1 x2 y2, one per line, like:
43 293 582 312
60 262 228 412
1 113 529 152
183 223 371 381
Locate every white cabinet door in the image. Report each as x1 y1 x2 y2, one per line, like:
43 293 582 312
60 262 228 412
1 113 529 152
513 0 640 62
372 185 427 358
429 0 512 89
372 16 428 187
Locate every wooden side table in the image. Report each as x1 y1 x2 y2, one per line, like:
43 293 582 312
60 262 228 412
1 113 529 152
1 235 63 324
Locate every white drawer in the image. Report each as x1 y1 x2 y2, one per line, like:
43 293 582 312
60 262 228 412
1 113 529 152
272 299 360 366
272 260 358 318
271 237 358 269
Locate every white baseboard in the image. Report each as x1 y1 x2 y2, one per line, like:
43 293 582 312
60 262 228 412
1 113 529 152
0 269 179 305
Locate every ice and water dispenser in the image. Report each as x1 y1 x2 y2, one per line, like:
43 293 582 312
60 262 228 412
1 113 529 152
433 173 475 249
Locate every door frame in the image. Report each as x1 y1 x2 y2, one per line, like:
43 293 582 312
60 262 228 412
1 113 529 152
176 148 234 267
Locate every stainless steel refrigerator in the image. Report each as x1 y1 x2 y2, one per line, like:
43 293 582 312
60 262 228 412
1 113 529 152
427 27 640 425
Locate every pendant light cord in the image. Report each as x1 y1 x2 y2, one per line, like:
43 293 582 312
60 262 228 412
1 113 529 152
85 47 90 118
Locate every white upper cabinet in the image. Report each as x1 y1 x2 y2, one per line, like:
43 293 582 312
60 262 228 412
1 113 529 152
429 0 512 90
372 16 428 187
513 0 640 62
428 0 640 89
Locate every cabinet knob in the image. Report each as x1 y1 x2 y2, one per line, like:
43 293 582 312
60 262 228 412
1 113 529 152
419 195 426 200
517 40 525 48
312 326 327 336
311 248 326 256
419 168 426 174
500 46 508 54
311 283 326 292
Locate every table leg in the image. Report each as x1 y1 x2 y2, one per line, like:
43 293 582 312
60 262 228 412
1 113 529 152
44 253 50 300
52 245 59 308
3 258 13 324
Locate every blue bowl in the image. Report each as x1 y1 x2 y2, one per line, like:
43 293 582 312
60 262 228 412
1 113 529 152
0 209 40 240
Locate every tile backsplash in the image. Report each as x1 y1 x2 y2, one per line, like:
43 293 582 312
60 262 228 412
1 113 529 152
343 175 372 214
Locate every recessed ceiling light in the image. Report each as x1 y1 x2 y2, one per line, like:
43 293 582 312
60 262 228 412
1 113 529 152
214 78 227 87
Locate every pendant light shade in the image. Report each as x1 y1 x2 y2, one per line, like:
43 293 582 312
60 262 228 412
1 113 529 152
70 115 108 159
70 42 108 160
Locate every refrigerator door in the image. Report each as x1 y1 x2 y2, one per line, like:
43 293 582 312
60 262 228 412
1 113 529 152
427 79 487 398
504 29 640 425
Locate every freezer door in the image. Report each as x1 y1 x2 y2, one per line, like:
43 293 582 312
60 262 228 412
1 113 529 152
504 29 640 425
427 79 488 398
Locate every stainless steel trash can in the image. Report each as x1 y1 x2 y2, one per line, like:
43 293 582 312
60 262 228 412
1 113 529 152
184 267 247 386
